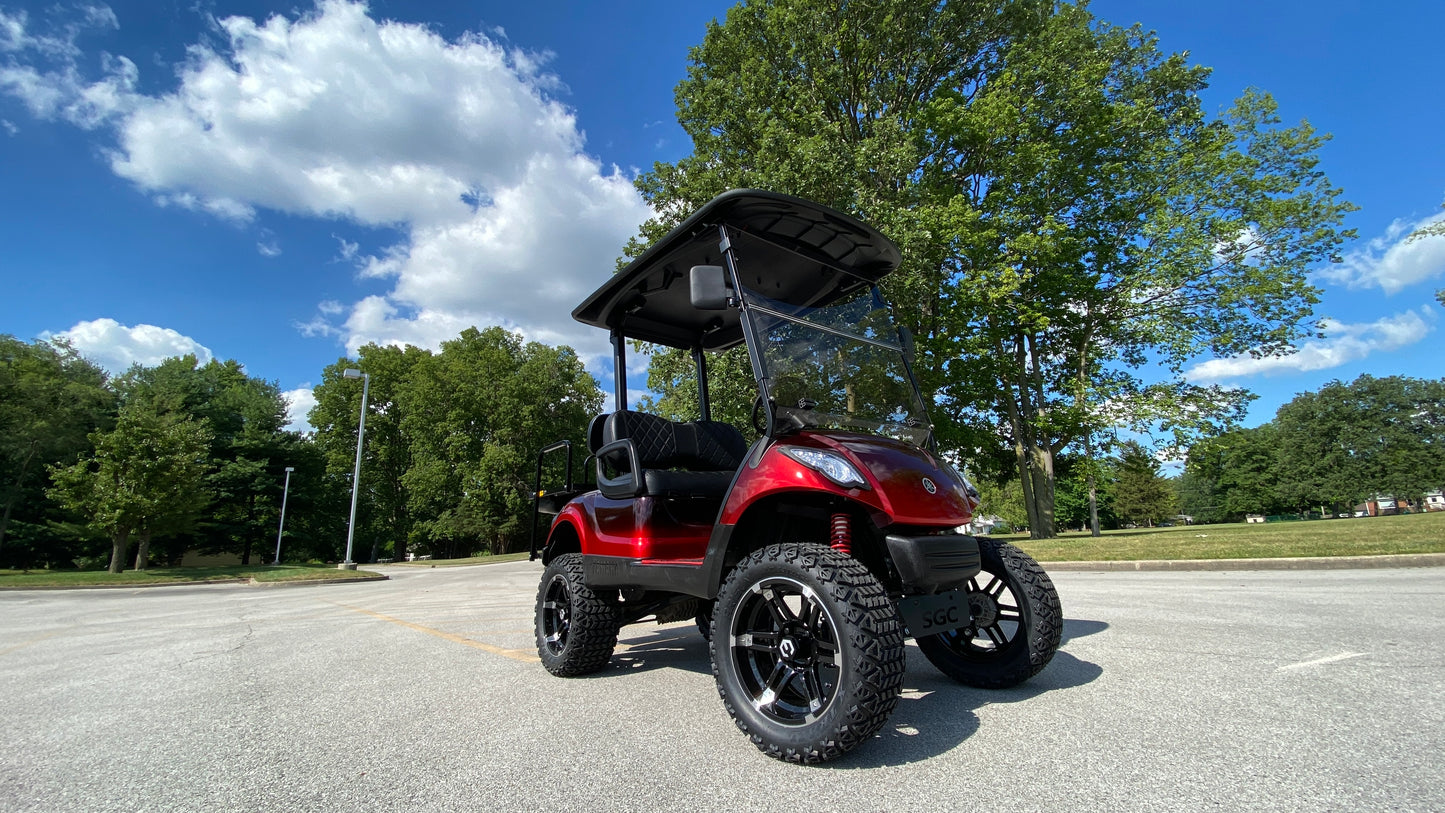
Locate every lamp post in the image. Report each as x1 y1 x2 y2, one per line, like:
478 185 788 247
273 466 294 566
341 368 370 570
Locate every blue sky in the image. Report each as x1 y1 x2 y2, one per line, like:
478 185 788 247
2 0 1442 435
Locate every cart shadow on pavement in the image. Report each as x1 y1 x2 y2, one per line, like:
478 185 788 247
591 618 1106 766
830 617 1108 768
596 627 715 677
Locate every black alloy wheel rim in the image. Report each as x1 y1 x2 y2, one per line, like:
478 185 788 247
541 574 572 655
729 576 841 725
941 571 1023 657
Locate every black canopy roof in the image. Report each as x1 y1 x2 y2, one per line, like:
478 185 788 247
572 189 902 350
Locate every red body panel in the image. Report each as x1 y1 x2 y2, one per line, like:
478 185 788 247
550 430 976 561
553 492 715 560
719 431 974 527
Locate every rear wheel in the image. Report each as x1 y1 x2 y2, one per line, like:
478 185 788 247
711 543 905 763
916 538 1061 688
535 553 619 676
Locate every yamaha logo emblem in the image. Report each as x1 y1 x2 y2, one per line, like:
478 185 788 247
779 639 796 659
922 477 937 494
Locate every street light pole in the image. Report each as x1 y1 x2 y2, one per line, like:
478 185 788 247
273 466 294 566
341 368 370 570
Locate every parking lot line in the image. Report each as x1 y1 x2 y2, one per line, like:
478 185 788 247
327 600 539 663
1276 651 1366 671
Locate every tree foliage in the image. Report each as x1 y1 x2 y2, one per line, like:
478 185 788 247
116 356 298 564
633 0 1353 539
311 327 602 559
48 401 212 572
0 336 115 566
1111 441 1175 526
1186 375 1445 518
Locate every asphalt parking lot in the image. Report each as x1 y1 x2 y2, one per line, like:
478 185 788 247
2 561 1441 812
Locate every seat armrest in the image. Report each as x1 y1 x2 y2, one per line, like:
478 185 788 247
595 438 644 499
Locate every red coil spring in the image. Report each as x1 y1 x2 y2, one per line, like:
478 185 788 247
829 512 851 555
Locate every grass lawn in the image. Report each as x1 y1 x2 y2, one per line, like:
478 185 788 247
1009 510 1445 562
0 564 386 589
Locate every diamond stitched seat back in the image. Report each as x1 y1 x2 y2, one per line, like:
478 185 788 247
603 411 680 469
602 411 746 473
687 420 747 471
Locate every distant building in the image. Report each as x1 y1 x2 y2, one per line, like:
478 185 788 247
1425 491 1445 512
1246 514 1265 524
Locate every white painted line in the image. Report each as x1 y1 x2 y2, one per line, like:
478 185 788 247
1277 651 1366 672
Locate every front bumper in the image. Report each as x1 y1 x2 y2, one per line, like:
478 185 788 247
885 533 981 594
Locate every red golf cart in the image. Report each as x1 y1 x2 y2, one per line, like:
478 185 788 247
530 189 1061 763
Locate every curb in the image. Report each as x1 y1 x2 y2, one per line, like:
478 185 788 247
0 573 388 592
1040 553 1445 572
0 578 253 591
247 574 389 587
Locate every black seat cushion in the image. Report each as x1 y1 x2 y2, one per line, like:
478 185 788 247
642 469 735 499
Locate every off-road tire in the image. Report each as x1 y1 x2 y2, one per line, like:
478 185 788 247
916 537 1061 688
535 553 619 676
695 601 714 642
711 543 905 763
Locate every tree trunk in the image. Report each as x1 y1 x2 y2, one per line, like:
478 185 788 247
1015 443 1040 535
134 530 152 571
109 527 131 574
1031 446 1057 537
1085 436 1101 537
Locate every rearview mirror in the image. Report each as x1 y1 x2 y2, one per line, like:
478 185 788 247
690 265 730 310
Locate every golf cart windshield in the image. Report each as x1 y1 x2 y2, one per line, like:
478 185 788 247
741 278 931 446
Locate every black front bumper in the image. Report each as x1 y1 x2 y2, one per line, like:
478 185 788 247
885 533 981 594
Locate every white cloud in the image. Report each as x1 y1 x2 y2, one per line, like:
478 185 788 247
3 1 652 362
1318 209 1445 294
282 385 318 433
50 317 214 373
1186 309 1435 382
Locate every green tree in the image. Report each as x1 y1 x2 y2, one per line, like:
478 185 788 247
400 328 602 556
309 329 602 561
635 0 1352 540
1188 425 1283 519
0 337 116 566
1274 375 1445 510
637 344 757 431
1111 441 1175 526
118 356 297 564
48 402 212 572
1171 470 1225 525
311 344 430 563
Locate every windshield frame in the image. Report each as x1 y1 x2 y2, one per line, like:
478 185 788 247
720 224 933 447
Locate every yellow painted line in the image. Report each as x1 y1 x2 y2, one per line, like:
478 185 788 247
0 629 63 656
328 601 539 663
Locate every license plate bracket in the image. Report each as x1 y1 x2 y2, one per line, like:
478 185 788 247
897 589 971 638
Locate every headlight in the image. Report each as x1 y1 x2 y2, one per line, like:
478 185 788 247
781 447 869 489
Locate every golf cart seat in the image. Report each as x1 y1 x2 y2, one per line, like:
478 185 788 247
592 410 747 500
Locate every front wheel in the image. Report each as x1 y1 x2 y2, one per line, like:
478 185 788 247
535 553 619 676
711 543 905 763
916 538 1062 688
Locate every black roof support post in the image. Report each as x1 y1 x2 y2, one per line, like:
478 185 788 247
611 330 627 412
692 345 711 422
